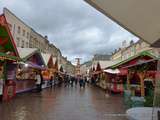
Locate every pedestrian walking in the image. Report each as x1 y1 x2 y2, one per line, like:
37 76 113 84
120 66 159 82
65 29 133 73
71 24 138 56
36 71 43 92
58 75 62 87
83 77 86 88
50 76 53 88
70 76 74 87
75 77 78 86
64 75 69 87
79 77 83 88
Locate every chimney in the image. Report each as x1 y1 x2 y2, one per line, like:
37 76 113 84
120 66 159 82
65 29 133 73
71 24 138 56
44 35 48 39
130 40 134 45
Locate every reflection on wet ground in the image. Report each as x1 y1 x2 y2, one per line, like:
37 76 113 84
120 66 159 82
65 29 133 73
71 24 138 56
0 84 128 120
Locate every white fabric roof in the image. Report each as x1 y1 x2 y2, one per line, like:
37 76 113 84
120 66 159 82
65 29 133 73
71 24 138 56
41 53 52 66
17 47 38 59
97 60 118 69
52 57 57 65
85 0 160 47
103 69 120 74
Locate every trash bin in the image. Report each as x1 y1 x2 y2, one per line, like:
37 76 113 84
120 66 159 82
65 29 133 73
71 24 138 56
131 96 145 107
124 90 132 108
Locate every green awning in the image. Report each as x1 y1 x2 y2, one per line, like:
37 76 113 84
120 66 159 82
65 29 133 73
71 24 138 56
111 51 157 69
0 52 20 61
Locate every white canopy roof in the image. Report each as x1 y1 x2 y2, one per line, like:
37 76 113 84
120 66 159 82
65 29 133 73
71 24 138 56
85 0 160 47
52 57 57 65
103 69 120 74
41 53 52 66
95 60 119 69
17 47 38 59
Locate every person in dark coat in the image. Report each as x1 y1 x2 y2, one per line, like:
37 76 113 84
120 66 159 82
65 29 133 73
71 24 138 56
50 76 53 88
36 71 43 92
70 76 74 87
79 77 83 88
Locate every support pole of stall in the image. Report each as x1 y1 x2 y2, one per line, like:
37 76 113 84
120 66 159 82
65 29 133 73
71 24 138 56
152 59 160 120
138 72 145 97
3 61 7 84
2 61 7 101
127 71 131 90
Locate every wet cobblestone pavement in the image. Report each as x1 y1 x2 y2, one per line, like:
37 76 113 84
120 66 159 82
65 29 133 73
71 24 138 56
0 85 128 120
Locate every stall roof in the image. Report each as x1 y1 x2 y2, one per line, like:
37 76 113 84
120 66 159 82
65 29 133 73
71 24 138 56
98 60 119 69
111 51 157 69
41 53 52 66
52 57 57 65
17 48 38 60
17 48 46 68
85 0 160 47
0 14 19 59
0 52 20 61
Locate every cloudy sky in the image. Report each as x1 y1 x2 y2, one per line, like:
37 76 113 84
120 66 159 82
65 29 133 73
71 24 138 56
0 0 139 64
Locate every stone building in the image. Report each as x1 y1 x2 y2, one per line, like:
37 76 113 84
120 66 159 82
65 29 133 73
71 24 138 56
80 61 92 76
92 54 111 68
112 40 160 61
3 8 75 74
4 8 31 48
59 56 75 75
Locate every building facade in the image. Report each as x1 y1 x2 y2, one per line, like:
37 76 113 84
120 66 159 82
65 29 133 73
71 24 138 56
112 40 160 61
3 8 76 74
4 8 31 48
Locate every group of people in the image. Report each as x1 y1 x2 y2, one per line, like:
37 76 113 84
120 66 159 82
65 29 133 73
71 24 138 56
64 75 77 87
64 75 89 88
35 71 91 92
35 71 63 92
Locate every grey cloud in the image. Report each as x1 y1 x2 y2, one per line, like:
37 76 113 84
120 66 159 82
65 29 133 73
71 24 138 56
0 0 138 63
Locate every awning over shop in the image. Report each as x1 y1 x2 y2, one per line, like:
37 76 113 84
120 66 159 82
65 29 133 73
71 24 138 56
85 0 160 47
104 69 120 74
111 51 157 69
17 48 46 70
0 52 20 61
26 62 46 70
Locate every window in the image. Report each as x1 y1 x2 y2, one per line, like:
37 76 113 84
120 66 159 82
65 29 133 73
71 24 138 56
29 43 32 48
8 23 12 31
23 30 25 36
17 26 21 34
21 40 24 48
27 32 29 39
26 42 29 48
16 37 20 47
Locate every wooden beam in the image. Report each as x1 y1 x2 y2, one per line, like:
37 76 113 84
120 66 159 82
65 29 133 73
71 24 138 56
127 71 131 90
138 72 146 97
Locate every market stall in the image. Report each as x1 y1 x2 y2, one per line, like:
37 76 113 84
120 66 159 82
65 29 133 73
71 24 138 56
111 51 157 108
16 48 46 93
104 69 126 93
0 14 20 101
41 53 57 88
92 61 119 89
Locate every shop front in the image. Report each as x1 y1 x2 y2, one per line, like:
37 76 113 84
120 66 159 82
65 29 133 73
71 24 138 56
41 54 57 88
111 51 157 108
0 14 20 101
16 48 46 93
